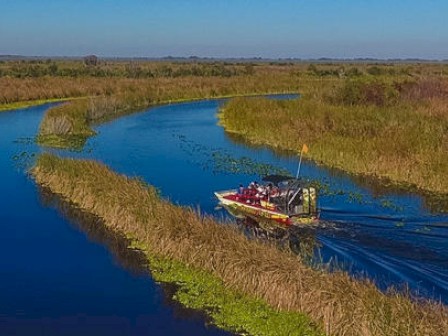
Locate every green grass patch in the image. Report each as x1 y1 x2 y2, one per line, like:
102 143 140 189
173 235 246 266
143 251 321 336
0 97 70 112
0 96 91 112
36 134 89 151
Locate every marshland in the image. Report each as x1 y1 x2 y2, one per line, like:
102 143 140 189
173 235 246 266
31 153 448 336
2 59 448 336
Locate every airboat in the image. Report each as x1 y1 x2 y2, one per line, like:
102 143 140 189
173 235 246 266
214 174 318 226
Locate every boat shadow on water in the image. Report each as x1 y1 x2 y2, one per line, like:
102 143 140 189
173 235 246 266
222 204 326 266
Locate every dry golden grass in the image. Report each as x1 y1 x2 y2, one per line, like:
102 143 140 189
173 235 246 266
33 154 448 336
35 70 302 148
2 61 447 106
219 75 448 194
0 66 299 105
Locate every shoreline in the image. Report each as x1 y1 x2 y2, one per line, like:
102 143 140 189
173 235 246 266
0 91 296 113
0 98 71 112
0 96 93 112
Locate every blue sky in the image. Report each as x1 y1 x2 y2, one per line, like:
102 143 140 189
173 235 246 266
1 0 447 59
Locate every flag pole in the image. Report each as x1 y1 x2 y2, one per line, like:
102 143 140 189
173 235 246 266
296 144 308 178
296 149 303 178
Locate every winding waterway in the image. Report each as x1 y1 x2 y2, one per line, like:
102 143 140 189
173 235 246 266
1 97 448 334
81 97 448 302
0 105 231 336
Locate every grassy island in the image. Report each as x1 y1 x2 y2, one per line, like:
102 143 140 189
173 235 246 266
219 72 448 195
32 153 448 336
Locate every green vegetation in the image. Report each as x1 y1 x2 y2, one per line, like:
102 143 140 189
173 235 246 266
0 58 255 79
32 153 448 336
0 70 279 110
2 60 445 106
0 97 75 112
3 60 447 195
0 60 309 149
219 75 448 194
144 254 321 335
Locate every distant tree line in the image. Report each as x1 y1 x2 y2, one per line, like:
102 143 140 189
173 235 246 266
0 59 255 78
306 64 415 78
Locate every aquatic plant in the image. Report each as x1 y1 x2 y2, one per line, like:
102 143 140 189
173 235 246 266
210 152 291 176
32 153 448 336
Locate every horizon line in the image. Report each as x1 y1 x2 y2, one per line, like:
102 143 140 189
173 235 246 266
1 54 448 63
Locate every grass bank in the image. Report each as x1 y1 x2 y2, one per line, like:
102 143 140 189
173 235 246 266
0 96 93 113
32 153 448 336
219 77 448 194
0 97 71 112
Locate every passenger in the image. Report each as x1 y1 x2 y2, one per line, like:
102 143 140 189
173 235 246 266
252 181 260 191
244 182 256 203
255 184 267 201
238 184 244 195
248 181 258 197
271 186 280 197
236 184 245 201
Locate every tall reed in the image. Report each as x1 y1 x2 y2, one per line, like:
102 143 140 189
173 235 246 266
219 76 448 194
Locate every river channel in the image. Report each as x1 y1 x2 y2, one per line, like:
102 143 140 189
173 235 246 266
0 104 232 336
1 97 448 334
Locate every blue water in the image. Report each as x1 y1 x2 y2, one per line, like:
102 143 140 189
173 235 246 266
0 105 231 336
1 98 448 335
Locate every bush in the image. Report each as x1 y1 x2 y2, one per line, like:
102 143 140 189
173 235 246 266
84 55 98 66
397 78 448 101
335 78 399 106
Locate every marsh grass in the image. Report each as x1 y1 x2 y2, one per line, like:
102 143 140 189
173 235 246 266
219 77 448 194
34 71 301 149
33 154 448 336
0 65 300 105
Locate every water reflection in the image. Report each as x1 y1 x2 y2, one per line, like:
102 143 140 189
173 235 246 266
37 186 234 336
38 186 148 274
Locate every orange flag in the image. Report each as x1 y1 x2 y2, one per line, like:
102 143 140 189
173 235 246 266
302 144 309 154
